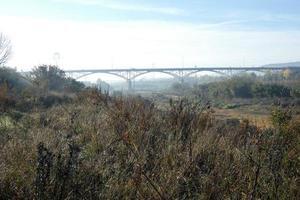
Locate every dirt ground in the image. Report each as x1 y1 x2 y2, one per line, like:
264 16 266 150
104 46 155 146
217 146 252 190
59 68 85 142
213 104 300 128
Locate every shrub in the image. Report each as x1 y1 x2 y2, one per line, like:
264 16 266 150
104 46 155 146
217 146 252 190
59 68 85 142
30 65 84 93
0 89 299 199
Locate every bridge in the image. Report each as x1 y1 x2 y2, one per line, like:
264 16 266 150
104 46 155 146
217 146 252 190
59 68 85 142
65 66 300 91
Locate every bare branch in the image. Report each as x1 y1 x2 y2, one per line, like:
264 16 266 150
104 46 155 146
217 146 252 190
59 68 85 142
0 33 12 66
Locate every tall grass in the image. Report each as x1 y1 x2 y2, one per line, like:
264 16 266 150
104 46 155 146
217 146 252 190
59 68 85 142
0 89 299 199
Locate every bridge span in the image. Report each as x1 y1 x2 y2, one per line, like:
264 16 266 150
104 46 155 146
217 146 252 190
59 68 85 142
65 66 300 91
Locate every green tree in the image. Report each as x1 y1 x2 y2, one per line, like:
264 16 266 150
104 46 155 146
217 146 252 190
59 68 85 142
31 65 66 91
30 65 84 93
0 67 29 92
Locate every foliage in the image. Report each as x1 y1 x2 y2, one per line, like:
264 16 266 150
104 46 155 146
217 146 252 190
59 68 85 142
271 107 292 128
0 89 299 199
193 75 297 100
171 82 192 94
0 67 31 111
0 67 299 199
30 65 84 93
0 67 29 92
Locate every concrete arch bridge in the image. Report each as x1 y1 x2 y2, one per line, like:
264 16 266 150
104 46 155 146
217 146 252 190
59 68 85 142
65 66 300 91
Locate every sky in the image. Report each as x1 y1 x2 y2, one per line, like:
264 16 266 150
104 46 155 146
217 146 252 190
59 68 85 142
0 0 300 72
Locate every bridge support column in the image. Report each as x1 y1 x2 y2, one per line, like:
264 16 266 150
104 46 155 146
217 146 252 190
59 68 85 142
180 76 184 83
127 79 133 93
178 70 185 83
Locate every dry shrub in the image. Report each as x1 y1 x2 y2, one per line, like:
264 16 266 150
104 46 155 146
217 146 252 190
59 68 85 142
0 90 299 199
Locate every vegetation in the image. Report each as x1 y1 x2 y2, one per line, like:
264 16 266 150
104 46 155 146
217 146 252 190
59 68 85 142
30 65 85 93
170 73 300 100
0 65 85 112
195 77 296 99
0 66 299 199
0 67 29 91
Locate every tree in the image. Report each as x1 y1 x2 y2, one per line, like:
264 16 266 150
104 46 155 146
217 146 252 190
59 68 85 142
0 67 28 92
0 33 12 66
30 65 84 93
30 65 67 92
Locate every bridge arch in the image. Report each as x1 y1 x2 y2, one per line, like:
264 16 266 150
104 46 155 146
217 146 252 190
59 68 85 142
184 70 228 78
73 72 128 81
132 71 180 80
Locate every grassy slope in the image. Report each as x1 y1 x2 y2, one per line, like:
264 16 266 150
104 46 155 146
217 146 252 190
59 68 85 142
0 91 299 199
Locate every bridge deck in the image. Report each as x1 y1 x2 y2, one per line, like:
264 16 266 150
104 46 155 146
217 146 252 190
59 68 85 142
65 66 300 73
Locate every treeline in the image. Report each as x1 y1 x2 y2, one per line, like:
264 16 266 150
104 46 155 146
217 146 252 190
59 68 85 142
195 76 300 99
0 65 84 111
171 72 300 99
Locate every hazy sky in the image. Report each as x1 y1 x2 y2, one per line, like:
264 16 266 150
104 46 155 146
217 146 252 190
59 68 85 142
1 0 300 71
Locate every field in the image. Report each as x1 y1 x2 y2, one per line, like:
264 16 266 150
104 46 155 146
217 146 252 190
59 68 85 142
215 102 300 128
142 91 300 128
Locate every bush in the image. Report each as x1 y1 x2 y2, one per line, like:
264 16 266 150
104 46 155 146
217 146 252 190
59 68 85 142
0 91 299 199
271 107 292 127
30 65 84 93
193 75 295 100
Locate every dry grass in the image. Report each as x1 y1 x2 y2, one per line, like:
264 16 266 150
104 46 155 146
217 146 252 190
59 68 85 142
0 90 299 199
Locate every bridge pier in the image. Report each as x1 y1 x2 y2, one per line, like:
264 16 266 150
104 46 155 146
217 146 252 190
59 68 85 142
127 79 133 93
179 70 185 83
180 76 184 83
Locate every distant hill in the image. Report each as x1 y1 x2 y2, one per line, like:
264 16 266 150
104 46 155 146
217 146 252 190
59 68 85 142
262 61 300 68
